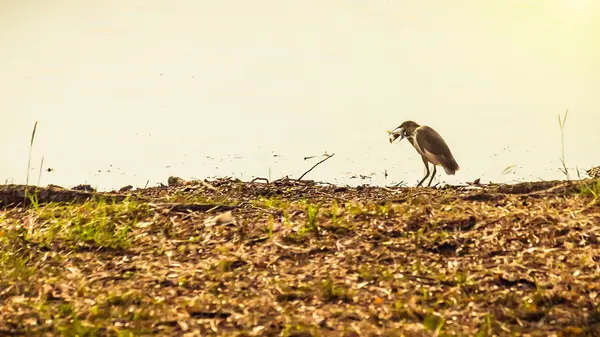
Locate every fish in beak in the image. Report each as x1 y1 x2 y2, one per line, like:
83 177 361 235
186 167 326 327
386 127 405 144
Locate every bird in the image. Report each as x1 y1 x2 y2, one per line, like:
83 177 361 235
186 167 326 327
387 120 459 187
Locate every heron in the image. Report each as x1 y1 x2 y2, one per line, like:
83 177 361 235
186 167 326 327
388 120 459 187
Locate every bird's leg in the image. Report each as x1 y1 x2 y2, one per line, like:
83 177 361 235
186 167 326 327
417 157 430 187
427 165 437 187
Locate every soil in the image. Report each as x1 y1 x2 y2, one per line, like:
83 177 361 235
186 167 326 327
0 177 599 336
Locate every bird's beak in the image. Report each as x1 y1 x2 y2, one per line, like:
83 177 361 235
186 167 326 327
387 127 405 144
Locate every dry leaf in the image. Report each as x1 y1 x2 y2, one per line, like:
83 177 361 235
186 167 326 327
205 211 234 226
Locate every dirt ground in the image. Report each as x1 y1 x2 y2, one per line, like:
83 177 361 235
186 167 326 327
1 177 599 336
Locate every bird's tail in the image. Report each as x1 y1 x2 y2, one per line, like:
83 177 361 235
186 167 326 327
442 157 460 175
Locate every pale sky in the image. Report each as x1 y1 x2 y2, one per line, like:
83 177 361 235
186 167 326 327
1 0 599 188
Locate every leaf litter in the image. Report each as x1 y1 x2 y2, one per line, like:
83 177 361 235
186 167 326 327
0 177 599 336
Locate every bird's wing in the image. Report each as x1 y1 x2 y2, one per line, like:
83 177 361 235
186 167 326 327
415 126 453 157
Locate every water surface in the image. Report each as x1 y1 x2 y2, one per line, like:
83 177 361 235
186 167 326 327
1 0 598 190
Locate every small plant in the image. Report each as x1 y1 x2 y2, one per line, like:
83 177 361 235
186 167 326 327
454 271 469 285
58 302 74 317
282 210 292 228
216 258 245 272
331 200 338 225
476 313 494 337
24 121 38 201
378 266 395 281
252 196 291 211
57 315 98 337
321 274 352 302
28 199 149 250
558 109 570 180
358 266 375 281
281 322 319 337
106 290 143 306
375 202 391 216
268 214 274 238
27 192 40 210
578 180 600 204
117 331 135 337
422 313 445 335
301 201 324 235
0 245 36 282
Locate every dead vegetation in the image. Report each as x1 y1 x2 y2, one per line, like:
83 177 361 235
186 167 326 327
1 177 600 336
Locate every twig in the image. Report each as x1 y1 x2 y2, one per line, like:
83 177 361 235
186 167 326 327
313 181 337 186
251 177 269 184
408 190 436 198
528 181 573 195
272 239 312 254
298 153 335 180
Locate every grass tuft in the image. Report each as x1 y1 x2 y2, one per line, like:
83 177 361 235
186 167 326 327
578 179 600 204
320 274 353 302
27 199 149 250
24 121 38 201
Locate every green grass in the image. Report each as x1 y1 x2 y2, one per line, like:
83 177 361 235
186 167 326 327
320 274 353 302
26 199 149 250
303 201 323 234
0 243 36 282
578 179 600 204
252 196 292 212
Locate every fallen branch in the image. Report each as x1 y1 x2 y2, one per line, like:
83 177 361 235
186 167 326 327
298 153 335 181
389 181 406 188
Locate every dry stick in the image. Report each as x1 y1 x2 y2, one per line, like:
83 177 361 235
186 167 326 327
528 181 573 195
298 153 335 180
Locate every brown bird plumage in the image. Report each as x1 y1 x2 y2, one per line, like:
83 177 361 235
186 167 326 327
388 120 459 187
